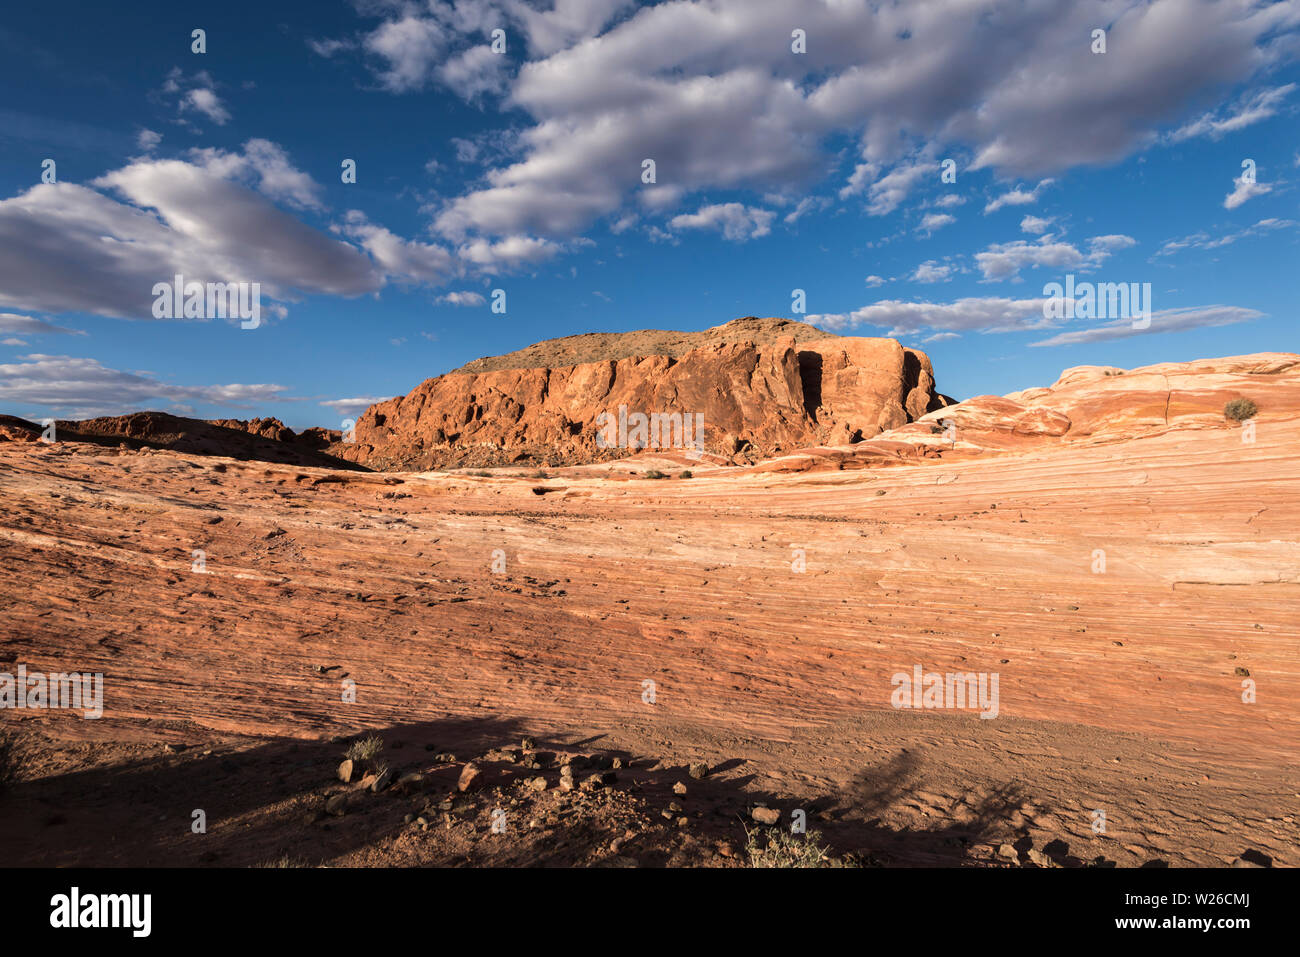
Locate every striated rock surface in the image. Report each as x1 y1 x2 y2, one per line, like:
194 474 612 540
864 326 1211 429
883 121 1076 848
1 352 1297 866
755 352 1300 472
329 317 945 470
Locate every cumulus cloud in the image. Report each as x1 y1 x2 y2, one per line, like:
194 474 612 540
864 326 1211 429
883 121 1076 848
457 234 559 268
984 179 1054 214
189 139 326 211
163 69 231 126
1030 305 1263 346
406 0 1298 246
911 261 952 283
864 162 937 216
807 296 1056 337
184 88 231 125
0 354 292 419
0 157 379 318
975 234 1136 280
438 290 487 306
916 212 956 235
668 203 774 241
337 211 455 284
363 15 449 93
1020 215 1054 234
136 129 162 152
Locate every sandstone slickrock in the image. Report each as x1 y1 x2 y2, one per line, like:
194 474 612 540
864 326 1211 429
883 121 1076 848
754 352 1300 472
2 349 1298 868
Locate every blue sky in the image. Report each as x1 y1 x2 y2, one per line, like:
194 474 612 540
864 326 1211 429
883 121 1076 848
0 0 1296 430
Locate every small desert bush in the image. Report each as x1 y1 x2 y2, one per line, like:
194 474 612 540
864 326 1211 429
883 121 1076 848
678 470 693 479
1224 398 1257 422
466 470 492 477
254 854 311 868
744 826 851 868
345 734 384 763
644 469 668 479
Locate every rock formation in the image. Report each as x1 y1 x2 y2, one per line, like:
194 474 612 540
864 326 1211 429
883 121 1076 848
329 317 947 470
0 411 360 470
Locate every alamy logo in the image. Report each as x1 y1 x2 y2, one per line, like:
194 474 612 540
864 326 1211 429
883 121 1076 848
890 664 999 719
596 404 705 457
152 273 261 328
1042 273 1151 329
50 887 151 937
0 664 103 718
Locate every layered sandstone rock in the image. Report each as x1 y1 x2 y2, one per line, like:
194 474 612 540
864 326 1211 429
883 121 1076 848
756 352 1300 472
330 317 945 470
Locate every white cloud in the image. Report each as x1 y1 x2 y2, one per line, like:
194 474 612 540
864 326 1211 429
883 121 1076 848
975 234 1136 281
189 139 326 211
916 212 955 234
984 178 1054 214
183 88 231 126
136 129 162 152
320 396 388 417
438 290 487 306
0 158 378 318
807 296 1055 337
363 16 449 93
389 0 1297 249
337 211 455 284
1030 305 1263 346
668 203 774 241
0 313 85 336
911 261 952 283
864 275 886 287
308 37 355 58
1224 172 1271 209
1020 215 1054 234
457 234 559 268
1156 217 1296 255
1169 84 1296 141
438 45 509 101
0 354 291 419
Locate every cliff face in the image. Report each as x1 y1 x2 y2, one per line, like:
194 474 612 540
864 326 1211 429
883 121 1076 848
329 318 945 470
749 352 1300 473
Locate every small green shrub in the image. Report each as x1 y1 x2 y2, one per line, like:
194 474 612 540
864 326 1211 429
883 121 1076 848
1224 398 1257 422
644 469 668 479
678 470 693 479
345 734 384 763
744 826 851 868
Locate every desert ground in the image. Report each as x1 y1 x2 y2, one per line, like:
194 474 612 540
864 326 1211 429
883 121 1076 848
1 351 1296 868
